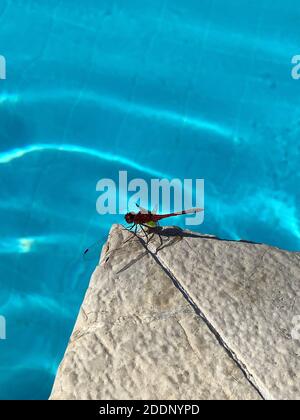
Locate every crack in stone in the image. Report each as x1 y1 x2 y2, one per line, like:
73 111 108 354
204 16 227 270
243 249 269 289
176 319 203 365
143 243 269 400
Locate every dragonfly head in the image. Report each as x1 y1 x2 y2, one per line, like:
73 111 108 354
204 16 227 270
125 212 135 224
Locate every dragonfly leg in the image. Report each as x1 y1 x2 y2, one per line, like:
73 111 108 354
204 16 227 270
140 224 161 248
139 224 149 244
156 229 163 249
123 224 138 244
154 222 163 249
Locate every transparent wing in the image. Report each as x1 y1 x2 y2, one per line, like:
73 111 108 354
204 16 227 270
83 239 103 261
136 203 151 214
152 203 158 215
135 202 158 214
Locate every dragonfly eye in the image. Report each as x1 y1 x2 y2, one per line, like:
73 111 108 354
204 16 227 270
125 213 134 223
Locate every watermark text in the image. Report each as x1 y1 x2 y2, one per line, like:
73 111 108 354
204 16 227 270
291 55 300 80
0 315 6 340
0 55 6 80
96 171 204 226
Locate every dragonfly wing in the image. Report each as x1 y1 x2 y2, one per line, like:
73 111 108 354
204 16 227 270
136 203 151 214
83 240 103 261
152 203 158 215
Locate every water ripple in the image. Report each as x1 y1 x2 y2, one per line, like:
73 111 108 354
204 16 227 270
0 292 72 319
0 234 76 255
0 143 170 178
9 89 232 139
0 92 19 104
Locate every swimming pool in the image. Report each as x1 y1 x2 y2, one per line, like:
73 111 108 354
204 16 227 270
0 0 299 399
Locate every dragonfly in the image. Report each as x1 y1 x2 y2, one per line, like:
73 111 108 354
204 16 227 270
83 205 204 259
125 204 204 247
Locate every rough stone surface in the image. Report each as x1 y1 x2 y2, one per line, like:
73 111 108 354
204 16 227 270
50 225 300 400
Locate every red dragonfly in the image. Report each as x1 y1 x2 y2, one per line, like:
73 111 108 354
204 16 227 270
125 204 204 245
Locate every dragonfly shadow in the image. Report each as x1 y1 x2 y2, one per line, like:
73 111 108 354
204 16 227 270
123 225 262 260
152 226 261 246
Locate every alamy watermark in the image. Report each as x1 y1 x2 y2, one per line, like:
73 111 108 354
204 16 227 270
96 171 204 225
0 315 6 340
291 55 300 80
0 55 6 80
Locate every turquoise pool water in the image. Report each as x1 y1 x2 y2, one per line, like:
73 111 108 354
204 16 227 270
0 0 299 399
